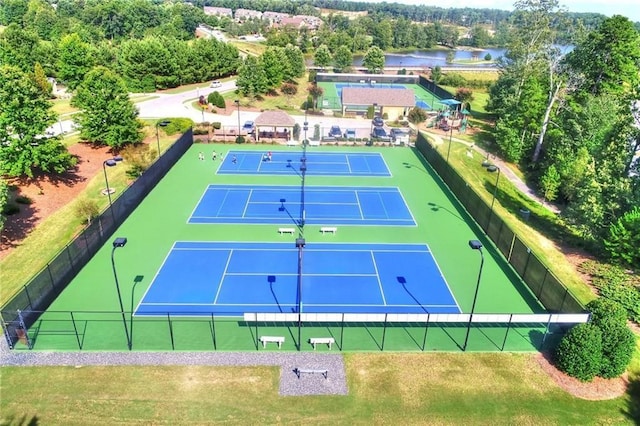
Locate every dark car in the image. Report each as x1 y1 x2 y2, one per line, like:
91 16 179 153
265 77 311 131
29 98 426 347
372 116 384 127
371 127 390 140
328 125 342 138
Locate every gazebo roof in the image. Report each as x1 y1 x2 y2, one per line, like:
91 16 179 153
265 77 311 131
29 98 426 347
439 99 462 106
254 110 296 127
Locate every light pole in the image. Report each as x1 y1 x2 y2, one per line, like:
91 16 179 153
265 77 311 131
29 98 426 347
234 99 241 139
303 110 308 146
486 166 501 231
370 103 378 139
463 240 484 351
102 156 123 219
155 120 170 160
446 117 454 163
295 237 305 350
111 237 131 350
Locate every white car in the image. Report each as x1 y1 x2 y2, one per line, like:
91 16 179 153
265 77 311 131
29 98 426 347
210 80 222 88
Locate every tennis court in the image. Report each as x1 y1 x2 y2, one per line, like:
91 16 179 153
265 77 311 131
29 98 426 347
218 151 391 176
317 81 440 111
188 185 415 226
17 143 548 351
135 242 459 316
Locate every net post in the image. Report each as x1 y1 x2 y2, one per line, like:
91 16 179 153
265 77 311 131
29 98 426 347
422 314 430 351
70 311 82 350
254 315 259 351
210 313 216 350
167 312 175 350
381 313 388 351
340 313 345 350
501 314 513 351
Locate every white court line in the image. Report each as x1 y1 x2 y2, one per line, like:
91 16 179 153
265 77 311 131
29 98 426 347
133 241 179 316
345 154 353 174
186 186 213 224
370 251 388 306
354 191 365 219
241 189 253 218
223 272 378 277
213 250 233 304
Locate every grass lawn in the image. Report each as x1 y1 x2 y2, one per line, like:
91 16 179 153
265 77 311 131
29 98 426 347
1 353 636 424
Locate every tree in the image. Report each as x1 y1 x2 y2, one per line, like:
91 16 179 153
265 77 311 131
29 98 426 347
0 65 76 177
313 44 332 69
566 15 640 96
283 44 305 80
333 45 353 73
0 178 8 231
57 33 95 90
407 107 427 125
469 25 491 48
455 87 474 104
430 66 442 83
261 46 287 88
539 164 561 201
75 198 100 225
280 82 297 107
554 323 602 382
33 62 51 98
603 207 640 266
72 66 143 148
363 46 385 74
236 56 268 96
308 84 324 110
445 51 455 64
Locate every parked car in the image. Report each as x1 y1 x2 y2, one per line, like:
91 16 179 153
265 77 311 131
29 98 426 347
371 127 391 141
328 125 342 138
210 80 222 88
390 128 410 145
242 121 255 133
345 129 356 139
372 116 384 127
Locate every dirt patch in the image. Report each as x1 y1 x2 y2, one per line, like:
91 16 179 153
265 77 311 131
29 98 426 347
0 143 114 260
536 352 628 400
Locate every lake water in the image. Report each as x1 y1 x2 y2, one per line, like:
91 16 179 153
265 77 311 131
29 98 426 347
353 48 507 68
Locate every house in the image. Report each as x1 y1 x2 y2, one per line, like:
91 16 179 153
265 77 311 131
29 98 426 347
295 15 322 30
341 87 416 120
235 8 263 21
203 6 232 18
263 11 289 24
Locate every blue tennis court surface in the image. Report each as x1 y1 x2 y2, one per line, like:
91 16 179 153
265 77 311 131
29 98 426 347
135 242 460 316
217 151 391 176
189 185 415 226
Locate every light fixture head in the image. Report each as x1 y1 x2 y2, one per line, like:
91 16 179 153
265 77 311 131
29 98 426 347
113 237 128 248
104 159 117 167
469 240 483 250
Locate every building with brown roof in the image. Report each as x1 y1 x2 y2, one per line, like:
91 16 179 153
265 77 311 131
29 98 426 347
203 6 232 18
254 110 296 142
341 87 416 120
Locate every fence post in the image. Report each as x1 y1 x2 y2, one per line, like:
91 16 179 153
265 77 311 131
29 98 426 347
381 313 388 351
0 313 14 350
340 313 345 351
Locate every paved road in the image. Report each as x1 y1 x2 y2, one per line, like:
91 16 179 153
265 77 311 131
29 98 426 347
48 81 554 213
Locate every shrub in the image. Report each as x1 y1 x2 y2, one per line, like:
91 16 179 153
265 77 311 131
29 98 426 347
407 107 427 124
554 323 602 382
211 122 221 130
235 136 245 144
582 261 640 323
2 203 20 215
586 298 628 329
75 198 99 225
598 324 636 378
15 195 32 204
161 118 193 136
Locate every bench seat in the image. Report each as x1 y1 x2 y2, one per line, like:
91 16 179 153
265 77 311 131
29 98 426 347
295 368 328 379
309 337 335 350
259 336 285 348
320 227 337 234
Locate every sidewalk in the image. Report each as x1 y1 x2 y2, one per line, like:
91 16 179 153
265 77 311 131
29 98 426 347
422 128 560 214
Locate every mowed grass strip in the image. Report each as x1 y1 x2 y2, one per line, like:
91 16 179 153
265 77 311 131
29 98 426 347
1 353 634 425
